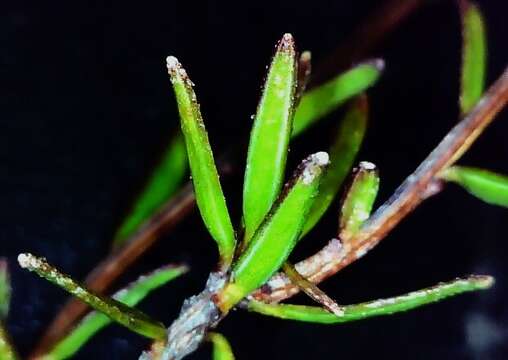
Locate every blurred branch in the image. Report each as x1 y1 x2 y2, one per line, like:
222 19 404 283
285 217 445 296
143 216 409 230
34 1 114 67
310 0 425 86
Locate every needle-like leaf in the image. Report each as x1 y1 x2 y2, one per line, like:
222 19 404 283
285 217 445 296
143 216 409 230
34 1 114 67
339 161 380 241
291 59 383 137
0 260 18 360
300 95 368 237
459 0 487 116
0 260 11 320
440 166 508 207
40 265 187 360
18 253 167 340
167 56 236 267
0 324 18 360
248 275 493 323
209 333 235 360
242 33 298 242
218 152 329 313
113 133 188 249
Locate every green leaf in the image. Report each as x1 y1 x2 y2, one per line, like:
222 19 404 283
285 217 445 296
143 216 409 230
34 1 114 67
209 333 235 360
300 95 368 237
291 59 383 137
41 264 187 360
18 253 167 340
0 259 11 320
440 166 508 207
248 275 493 323
0 323 18 360
339 161 379 240
113 133 188 249
0 261 17 360
218 152 329 313
167 56 236 267
460 1 487 115
242 33 298 242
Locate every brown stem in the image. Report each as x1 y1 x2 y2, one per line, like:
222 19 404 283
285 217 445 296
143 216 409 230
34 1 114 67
30 184 195 358
253 65 508 303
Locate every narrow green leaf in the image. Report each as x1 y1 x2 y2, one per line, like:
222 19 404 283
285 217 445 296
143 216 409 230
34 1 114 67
440 166 508 207
248 275 493 324
218 152 329 312
243 33 298 242
0 261 17 360
0 323 18 360
167 56 236 267
41 264 187 360
0 259 11 319
17 253 167 340
460 1 487 115
209 333 235 360
300 95 368 237
291 59 383 137
339 161 380 240
113 133 188 249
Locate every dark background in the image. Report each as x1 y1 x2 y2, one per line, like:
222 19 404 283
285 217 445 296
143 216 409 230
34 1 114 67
2 0 508 359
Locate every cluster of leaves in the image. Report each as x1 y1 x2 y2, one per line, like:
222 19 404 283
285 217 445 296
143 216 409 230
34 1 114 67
2 1 507 359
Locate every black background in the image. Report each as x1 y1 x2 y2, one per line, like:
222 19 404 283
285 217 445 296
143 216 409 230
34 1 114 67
2 0 508 359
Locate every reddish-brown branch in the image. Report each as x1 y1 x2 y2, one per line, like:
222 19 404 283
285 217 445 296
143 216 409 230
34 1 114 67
30 184 195 358
254 65 508 303
310 0 425 86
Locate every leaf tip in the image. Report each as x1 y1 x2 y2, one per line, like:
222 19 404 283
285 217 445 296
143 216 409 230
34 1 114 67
372 58 386 72
165 263 190 275
472 275 495 289
300 152 329 185
313 151 330 166
358 161 376 171
300 50 311 62
166 56 180 72
17 253 34 269
166 56 190 84
360 58 385 73
277 33 296 55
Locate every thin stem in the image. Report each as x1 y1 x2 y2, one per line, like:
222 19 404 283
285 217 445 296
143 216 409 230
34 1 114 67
253 65 508 303
282 262 343 315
